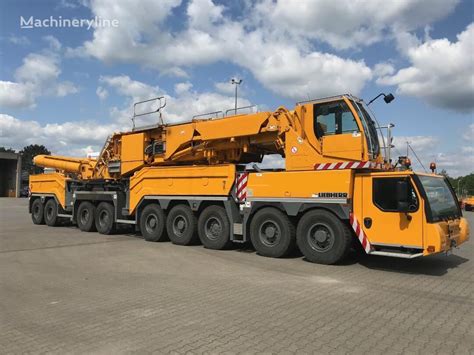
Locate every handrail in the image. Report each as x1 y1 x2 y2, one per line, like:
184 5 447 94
192 111 223 120
225 105 258 116
132 96 166 129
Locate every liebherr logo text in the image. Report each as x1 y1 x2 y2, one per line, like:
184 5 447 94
317 193 348 198
20 16 119 30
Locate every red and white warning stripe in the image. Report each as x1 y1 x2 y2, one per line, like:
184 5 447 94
314 161 382 170
236 173 249 201
349 213 372 254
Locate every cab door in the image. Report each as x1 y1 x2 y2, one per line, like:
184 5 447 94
313 100 363 161
360 174 424 248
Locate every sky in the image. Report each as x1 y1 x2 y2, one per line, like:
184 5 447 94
0 0 473 176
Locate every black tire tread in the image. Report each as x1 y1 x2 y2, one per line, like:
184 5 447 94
197 205 232 250
95 202 116 235
140 203 167 242
166 204 198 246
296 209 352 265
250 207 296 258
31 199 45 225
44 199 59 227
77 201 97 232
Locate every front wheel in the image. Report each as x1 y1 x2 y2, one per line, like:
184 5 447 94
198 205 232 250
95 202 116 235
296 210 351 265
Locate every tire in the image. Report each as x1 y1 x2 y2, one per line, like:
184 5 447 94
198 205 232 250
140 203 167 242
250 207 296 258
166 204 198 245
95 202 116 235
296 209 351 265
44 199 60 226
77 201 97 232
31 198 45 225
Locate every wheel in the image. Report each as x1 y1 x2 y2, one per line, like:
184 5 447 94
198 205 232 250
77 201 97 232
250 207 296 258
296 209 351 265
31 199 45 225
95 202 116 235
166 204 198 245
140 203 167 242
44 199 60 226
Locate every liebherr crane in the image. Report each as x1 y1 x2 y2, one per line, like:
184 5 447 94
30 94 469 264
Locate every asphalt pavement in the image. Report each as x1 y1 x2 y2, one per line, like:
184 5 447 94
1 198 473 354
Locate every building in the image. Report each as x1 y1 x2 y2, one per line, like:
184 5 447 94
0 152 22 197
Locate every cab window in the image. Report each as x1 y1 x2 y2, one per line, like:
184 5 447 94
373 177 419 212
314 101 359 138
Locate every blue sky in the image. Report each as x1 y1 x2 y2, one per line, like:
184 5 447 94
0 0 472 176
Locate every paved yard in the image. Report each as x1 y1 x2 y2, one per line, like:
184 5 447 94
0 198 473 354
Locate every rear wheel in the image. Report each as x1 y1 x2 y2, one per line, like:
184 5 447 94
77 201 97 232
31 199 45 225
250 207 296 258
95 202 116 235
198 205 231 250
140 203 167 242
44 199 59 226
296 210 351 265
166 204 198 245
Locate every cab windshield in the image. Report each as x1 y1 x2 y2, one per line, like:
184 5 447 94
416 175 461 222
351 100 380 159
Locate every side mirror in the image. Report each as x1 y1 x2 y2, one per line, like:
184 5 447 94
396 180 409 212
384 93 395 104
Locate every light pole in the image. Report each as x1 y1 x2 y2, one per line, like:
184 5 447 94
458 178 463 197
231 78 242 114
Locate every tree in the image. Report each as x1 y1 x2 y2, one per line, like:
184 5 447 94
0 147 16 153
20 144 51 175
449 173 474 197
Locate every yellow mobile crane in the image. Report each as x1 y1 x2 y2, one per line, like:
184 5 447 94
29 94 469 264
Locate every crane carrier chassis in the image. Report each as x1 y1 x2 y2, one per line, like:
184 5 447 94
29 94 469 264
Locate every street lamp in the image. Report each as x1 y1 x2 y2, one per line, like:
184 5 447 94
231 78 242 114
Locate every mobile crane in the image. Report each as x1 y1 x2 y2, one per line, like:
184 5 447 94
29 94 469 264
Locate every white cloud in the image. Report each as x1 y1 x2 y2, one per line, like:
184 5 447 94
96 86 108 100
174 82 193 95
254 0 459 50
0 37 78 109
0 81 36 108
392 135 473 177
463 123 474 142
8 35 30 46
373 62 395 77
0 114 117 156
100 75 252 125
377 23 474 112
70 0 373 100
187 0 224 31
214 81 236 96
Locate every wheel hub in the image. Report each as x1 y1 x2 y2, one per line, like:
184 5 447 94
259 220 281 247
308 223 334 252
173 216 187 236
205 217 222 240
